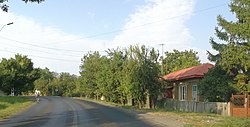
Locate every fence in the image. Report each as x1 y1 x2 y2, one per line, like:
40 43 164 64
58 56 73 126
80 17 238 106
231 94 250 118
161 99 230 116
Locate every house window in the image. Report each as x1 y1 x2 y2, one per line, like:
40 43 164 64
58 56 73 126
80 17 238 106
192 85 198 101
179 84 187 101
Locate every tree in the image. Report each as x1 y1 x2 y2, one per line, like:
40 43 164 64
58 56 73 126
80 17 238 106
208 0 250 93
125 45 161 108
0 54 39 95
79 52 103 98
34 68 54 96
1 0 44 12
198 65 235 102
163 49 200 74
59 72 77 97
106 49 128 104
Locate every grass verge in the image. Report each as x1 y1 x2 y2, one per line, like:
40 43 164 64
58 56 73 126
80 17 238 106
74 97 250 127
0 96 34 120
181 112 250 127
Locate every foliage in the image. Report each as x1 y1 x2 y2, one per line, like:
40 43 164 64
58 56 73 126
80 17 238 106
59 72 77 97
79 52 102 98
0 96 33 120
0 0 44 12
163 49 200 75
0 54 39 95
198 65 235 102
78 45 161 108
34 68 54 96
208 0 250 93
127 45 161 108
34 70 78 96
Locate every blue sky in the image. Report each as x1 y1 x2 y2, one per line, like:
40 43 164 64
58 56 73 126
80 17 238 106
0 0 233 75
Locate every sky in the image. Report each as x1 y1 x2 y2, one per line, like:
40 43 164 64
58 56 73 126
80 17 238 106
0 0 233 75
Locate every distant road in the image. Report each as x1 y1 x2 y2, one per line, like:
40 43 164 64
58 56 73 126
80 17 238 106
0 96 154 127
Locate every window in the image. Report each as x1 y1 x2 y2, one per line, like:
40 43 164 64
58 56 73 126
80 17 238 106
192 85 198 101
179 84 187 101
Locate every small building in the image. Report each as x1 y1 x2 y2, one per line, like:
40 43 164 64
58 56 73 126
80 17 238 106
162 63 214 102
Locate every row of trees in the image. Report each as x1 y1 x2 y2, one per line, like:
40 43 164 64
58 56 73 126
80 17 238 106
0 54 78 96
78 45 202 108
79 45 161 108
34 69 78 97
0 45 200 108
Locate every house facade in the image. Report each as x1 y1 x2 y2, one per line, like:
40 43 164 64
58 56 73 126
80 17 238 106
162 63 214 102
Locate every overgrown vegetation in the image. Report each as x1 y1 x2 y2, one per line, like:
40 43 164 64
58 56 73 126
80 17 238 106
0 96 33 119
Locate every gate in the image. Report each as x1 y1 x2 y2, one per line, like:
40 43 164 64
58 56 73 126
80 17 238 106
231 94 250 118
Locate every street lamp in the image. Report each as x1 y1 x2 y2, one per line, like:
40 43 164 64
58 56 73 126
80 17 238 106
0 22 13 32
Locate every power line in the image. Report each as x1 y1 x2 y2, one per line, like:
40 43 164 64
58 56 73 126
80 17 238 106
0 3 227 52
0 36 106 53
0 49 80 62
0 36 86 53
44 3 228 44
0 41 83 57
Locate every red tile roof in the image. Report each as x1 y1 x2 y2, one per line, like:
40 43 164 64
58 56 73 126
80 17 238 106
162 63 214 81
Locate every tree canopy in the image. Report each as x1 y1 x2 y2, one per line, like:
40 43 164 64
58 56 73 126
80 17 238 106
198 65 235 102
78 45 161 108
163 49 200 75
208 0 250 93
0 0 44 12
0 54 39 95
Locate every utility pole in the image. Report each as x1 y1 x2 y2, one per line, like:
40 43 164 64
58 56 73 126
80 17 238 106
159 43 164 75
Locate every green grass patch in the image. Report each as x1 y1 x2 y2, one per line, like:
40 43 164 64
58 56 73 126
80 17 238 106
174 112 250 127
0 96 34 120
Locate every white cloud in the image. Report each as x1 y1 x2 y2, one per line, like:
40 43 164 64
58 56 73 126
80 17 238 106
110 0 212 64
0 0 212 75
111 0 195 50
0 11 106 75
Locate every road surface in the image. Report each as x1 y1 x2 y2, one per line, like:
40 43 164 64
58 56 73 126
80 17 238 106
0 96 155 127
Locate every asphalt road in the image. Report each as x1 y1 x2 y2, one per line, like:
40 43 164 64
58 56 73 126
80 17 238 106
0 96 155 127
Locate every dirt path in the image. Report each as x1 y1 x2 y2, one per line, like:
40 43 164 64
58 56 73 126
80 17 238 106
137 112 185 127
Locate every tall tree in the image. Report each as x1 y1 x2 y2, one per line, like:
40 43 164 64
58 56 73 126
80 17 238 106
126 45 161 108
208 0 250 93
163 49 200 74
79 52 103 98
0 54 39 95
107 49 127 104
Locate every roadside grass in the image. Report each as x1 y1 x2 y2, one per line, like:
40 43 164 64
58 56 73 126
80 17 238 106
180 112 250 127
120 105 250 127
76 97 250 127
138 107 250 127
0 96 34 120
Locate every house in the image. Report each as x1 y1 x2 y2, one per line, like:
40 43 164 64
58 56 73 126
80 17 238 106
162 63 214 102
